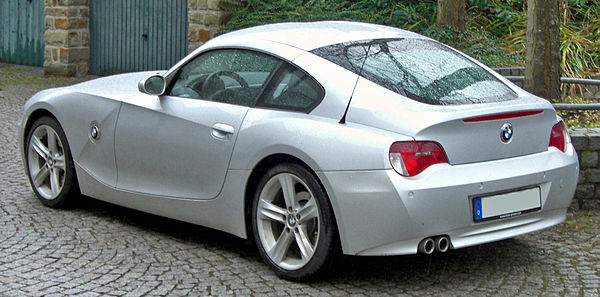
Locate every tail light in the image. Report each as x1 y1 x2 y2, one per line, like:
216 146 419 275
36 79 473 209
389 141 448 176
549 121 570 152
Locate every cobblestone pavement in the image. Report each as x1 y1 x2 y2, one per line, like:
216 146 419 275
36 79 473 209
1 63 599 296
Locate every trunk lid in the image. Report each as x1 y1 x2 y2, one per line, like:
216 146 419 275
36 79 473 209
346 79 556 165
411 108 555 164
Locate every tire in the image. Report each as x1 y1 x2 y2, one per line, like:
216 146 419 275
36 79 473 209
25 116 78 208
252 163 339 281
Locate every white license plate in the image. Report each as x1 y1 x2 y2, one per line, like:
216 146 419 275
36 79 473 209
473 187 541 222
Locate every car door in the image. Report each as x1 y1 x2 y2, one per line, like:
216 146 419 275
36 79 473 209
114 49 280 200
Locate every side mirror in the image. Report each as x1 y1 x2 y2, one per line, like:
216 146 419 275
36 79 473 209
138 75 166 95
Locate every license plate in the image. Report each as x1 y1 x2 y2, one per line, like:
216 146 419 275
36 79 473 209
473 187 541 222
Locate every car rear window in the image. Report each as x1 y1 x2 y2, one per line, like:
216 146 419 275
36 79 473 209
311 38 517 105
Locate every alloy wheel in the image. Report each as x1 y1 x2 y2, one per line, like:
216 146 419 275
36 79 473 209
27 124 66 200
256 172 321 270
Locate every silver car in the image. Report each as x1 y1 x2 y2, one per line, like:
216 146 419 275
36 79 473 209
19 21 578 281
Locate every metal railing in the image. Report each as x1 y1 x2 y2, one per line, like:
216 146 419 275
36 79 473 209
552 103 600 110
503 75 600 110
504 76 600 86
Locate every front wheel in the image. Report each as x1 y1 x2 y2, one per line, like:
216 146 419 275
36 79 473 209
25 116 78 208
252 163 338 281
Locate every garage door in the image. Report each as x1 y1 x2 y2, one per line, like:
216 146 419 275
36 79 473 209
0 0 44 66
89 0 188 75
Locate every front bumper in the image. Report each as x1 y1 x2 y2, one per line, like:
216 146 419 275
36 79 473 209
318 144 578 256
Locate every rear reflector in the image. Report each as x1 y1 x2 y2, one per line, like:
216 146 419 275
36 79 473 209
463 110 543 122
390 141 448 176
549 121 570 152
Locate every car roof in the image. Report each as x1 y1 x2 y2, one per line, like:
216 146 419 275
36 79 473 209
210 21 429 51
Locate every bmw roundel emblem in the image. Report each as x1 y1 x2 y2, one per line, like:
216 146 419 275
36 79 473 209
90 126 99 139
89 122 101 141
500 123 513 143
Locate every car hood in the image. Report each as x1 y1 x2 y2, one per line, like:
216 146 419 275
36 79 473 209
63 71 164 100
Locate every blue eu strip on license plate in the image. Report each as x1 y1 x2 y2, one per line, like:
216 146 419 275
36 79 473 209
474 197 483 220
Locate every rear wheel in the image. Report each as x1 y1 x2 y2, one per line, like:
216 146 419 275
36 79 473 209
25 116 78 208
252 163 338 281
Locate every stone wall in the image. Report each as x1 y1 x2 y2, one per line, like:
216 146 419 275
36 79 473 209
493 67 525 88
571 129 600 210
43 0 90 76
40 0 229 76
187 0 229 53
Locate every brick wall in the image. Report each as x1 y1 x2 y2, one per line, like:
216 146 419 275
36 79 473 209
43 0 90 76
571 129 600 210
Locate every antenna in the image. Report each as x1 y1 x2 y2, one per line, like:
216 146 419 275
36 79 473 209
339 44 372 124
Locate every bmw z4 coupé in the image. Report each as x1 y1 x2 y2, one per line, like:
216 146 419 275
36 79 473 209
20 21 578 280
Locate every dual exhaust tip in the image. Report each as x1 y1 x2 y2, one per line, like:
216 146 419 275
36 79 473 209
418 236 450 254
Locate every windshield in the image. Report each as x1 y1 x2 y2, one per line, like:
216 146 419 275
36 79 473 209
311 38 517 105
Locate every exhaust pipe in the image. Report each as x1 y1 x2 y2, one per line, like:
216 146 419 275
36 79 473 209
418 238 435 254
434 236 450 253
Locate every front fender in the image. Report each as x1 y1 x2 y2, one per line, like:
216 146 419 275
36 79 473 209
21 89 122 188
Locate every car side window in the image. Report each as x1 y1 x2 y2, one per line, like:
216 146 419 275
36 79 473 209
169 49 279 107
258 63 324 112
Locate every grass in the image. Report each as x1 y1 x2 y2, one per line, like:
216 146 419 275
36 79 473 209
0 64 91 88
556 97 600 128
0 67 61 87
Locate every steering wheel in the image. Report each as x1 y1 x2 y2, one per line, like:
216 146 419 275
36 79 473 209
201 70 249 98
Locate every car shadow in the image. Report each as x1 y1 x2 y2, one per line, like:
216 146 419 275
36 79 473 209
69 194 539 285
68 194 259 256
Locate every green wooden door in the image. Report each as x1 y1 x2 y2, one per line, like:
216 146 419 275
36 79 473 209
89 0 188 75
0 0 45 66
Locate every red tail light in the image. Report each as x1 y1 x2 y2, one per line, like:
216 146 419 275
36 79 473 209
389 141 448 176
549 121 570 152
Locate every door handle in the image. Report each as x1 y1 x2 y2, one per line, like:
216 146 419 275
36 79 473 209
211 123 235 140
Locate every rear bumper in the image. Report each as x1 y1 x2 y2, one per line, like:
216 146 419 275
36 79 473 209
318 144 578 256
